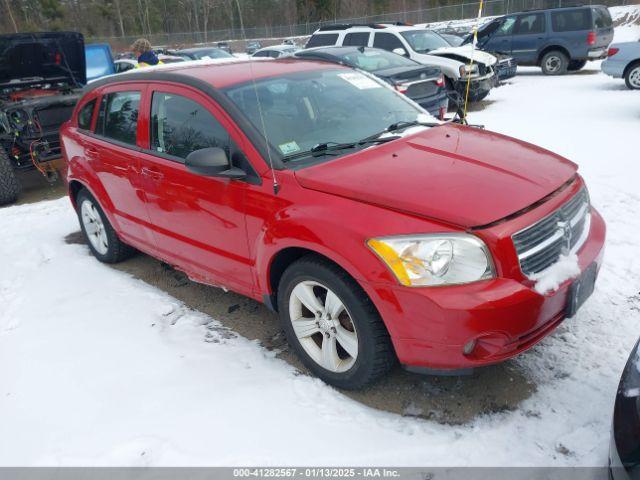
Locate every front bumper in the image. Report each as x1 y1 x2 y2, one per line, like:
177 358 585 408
455 74 495 101
365 203 606 372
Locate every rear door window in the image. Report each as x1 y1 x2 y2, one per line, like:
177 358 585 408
95 91 140 146
514 13 546 35
77 99 96 130
373 32 405 52
306 33 339 48
343 32 370 47
551 9 591 32
150 92 229 160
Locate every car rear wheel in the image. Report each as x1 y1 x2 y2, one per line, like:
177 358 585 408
0 148 21 206
625 62 640 90
568 60 587 71
541 51 568 75
277 255 395 389
76 189 135 263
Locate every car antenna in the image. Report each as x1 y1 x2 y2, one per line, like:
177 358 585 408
245 41 280 194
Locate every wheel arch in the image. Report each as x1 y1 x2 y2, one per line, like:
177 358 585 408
264 246 367 313
623 59 640 77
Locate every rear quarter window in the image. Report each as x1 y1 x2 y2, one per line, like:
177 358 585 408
306 33 339 48
77 99 96 130
551 9 592 32
592 7 612 29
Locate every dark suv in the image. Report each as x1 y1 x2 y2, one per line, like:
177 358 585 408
465 6 613 75
0 32 85 205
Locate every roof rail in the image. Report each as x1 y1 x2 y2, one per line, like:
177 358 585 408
520 4 590 13
316 23 387 31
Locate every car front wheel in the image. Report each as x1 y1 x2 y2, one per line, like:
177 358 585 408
0 148 21 206
541 51 568 75
76 189 135 263
625 62 640 90
277 256 395 389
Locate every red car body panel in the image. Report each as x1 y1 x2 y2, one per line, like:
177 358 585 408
295 124 578 228
60 60 606 372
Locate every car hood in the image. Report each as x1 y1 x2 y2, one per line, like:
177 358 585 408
0 32 86 87
375 64 441 81
429 45 498 66
294 124 577 228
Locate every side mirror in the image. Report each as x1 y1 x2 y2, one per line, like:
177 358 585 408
185 147 246 179
392 47 408 57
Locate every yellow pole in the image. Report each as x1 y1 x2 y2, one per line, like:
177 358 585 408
463 0 485 122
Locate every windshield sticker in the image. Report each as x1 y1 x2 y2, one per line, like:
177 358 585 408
338 72 381 90
278 141 300 155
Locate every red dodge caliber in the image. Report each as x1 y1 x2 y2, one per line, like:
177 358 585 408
60 60 605 389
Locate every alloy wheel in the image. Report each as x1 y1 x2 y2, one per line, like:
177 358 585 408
629 66 640 89
288 280 358 373
545 55 562 74
81 199 109 255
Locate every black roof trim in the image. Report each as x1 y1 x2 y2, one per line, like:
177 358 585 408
317 23 387 31
83 70 285 170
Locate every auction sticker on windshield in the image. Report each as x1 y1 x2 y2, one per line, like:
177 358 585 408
278 141 301 155
338 72 381 90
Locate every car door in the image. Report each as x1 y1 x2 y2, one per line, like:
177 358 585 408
88 83 155 249
482 16 516 55
511 12 546 64
137 83 255 294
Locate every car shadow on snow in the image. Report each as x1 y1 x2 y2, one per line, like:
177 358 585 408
65 231 537 425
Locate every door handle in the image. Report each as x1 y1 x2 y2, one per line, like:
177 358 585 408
141 166 164 181
85 147 99 158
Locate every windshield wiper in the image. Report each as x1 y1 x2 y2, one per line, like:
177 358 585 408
283 136 400 162
358 119 441 144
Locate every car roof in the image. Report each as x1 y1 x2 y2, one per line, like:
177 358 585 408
314 23 427 34
256 45 298 52
87 57 345 90
178 46 225 54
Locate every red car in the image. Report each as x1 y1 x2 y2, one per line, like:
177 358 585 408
60 60 605 389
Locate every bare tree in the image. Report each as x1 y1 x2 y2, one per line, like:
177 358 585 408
4 0 18 32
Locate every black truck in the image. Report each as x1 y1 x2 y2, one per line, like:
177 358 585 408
0 32 86 205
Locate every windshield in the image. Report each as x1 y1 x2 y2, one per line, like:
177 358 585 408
224 69 430 163
192 49 232 60
338 49 418 72
400 30 450 53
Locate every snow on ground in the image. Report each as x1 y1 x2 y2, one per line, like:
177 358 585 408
2 41 640 470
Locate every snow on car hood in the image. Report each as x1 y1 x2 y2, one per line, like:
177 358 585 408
294 124 578 228
429 44 497 66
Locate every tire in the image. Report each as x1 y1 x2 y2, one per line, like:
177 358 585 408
76 189 135 263
541 51 568 75
568 60 587 71
0 148 21 206
625 62 640 90
469 90 490 102
277 255 396 389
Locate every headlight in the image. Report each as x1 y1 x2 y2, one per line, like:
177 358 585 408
367 234 494 287
459 64 479 77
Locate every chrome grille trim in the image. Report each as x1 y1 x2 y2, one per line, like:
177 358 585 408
512 188 591 277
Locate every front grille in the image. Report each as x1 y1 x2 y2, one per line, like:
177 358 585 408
512 188 591 277
406 80 438 99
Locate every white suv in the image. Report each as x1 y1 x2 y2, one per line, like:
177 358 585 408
306 23 498 102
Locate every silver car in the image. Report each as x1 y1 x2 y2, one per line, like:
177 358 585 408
602 39 640 90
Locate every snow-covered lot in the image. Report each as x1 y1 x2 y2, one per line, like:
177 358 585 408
2 33 640 469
